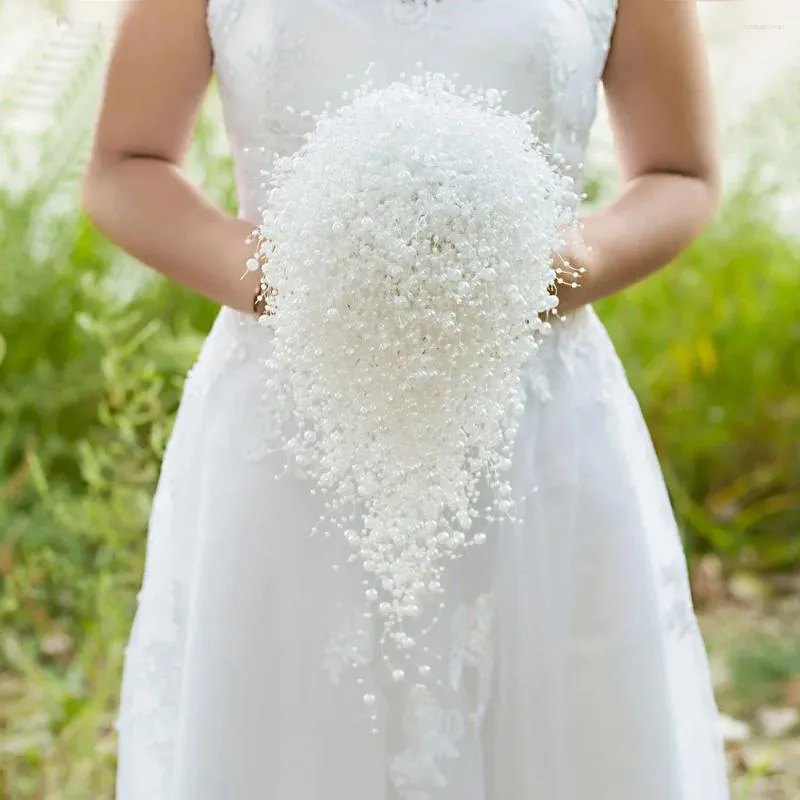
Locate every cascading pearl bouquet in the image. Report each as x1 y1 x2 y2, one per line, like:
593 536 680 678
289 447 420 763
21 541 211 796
249 68 580 662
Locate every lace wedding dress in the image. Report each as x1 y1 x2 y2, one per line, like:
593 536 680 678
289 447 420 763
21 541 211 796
114 0 730 798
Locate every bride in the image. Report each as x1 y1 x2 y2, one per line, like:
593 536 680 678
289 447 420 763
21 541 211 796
82 0 730 797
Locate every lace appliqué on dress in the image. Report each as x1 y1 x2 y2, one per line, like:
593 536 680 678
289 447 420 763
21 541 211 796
390 685 466 799
449 593 495 724
382 0 488 27
321 593 496 797
521 307 623 406
387 593 496 798
323 605 376 684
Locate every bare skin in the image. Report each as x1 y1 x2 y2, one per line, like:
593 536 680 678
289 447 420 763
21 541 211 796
81 0 720 317
81 0 258 313
556 0 720 312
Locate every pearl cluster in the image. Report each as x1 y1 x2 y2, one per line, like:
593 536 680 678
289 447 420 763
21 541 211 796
252 68 578 679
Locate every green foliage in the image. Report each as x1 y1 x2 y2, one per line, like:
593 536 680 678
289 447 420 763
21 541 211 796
597 174 800 570
728 632 800 716
0 59 226 791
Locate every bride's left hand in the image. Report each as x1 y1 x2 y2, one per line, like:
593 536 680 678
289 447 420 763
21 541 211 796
543 226 594 318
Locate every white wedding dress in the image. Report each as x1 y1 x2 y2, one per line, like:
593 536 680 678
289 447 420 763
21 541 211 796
114 1 731 798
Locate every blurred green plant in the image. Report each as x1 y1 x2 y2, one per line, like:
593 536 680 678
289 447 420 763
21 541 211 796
597 172 800 570
0 28 224 790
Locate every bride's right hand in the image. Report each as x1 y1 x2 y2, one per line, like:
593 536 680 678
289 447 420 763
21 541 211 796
229 218 279 317
227 218 265 314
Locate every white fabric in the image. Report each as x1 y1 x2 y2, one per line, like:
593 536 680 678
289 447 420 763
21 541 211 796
114 1 731 798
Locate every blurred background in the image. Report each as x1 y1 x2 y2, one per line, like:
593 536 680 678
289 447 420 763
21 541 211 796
0 0 798 797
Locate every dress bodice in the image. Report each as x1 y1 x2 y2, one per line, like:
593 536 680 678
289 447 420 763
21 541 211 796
206 0 618 221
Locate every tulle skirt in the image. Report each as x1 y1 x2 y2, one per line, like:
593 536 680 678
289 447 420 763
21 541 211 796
115 303 730 800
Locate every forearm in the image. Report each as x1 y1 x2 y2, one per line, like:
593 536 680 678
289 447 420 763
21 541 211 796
82 155 258 313
557 170 719 313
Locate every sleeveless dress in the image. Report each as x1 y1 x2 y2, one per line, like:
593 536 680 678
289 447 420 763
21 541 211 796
114 1 731 798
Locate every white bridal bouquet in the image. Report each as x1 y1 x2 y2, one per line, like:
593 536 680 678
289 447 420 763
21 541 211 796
249 68 580 659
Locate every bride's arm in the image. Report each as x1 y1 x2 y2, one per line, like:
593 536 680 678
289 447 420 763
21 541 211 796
81 0 259 313
555 0 721 314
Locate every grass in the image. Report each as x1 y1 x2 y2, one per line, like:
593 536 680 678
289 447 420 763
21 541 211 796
701 596 800 799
